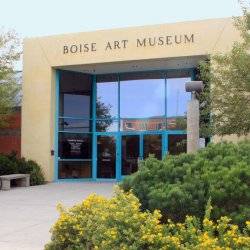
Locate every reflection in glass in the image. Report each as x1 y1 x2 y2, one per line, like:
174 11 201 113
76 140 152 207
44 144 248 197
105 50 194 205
59 118 91 132
96 120 118 132
143 134 162 160
97 136 116 178
168 134 187 155
166 117 187 130
120 72 165 118
96 75 118 118
122 135 140 175
58 133 92 159
56 70 192 180
120 118 166 131
58 161 92 179
167 77 191 130
59 71 92 118
62 94 90 118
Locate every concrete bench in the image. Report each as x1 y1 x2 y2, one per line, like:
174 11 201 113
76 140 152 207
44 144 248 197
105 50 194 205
0 174 30 191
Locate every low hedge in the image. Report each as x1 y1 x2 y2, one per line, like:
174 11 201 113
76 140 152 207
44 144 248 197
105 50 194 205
45 189 250 250
121 141 250 227
0 153 45 185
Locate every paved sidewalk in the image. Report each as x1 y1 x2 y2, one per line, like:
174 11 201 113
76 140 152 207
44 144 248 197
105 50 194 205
0 182 115 250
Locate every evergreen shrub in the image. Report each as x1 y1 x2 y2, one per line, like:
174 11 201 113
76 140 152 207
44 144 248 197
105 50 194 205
0 152 45 185
121 141 250 226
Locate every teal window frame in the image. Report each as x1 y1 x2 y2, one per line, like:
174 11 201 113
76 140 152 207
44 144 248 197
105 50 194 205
54 68 195 181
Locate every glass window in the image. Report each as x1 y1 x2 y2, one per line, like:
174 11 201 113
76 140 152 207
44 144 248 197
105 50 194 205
59 71 92 118
120 72 165 118
97 136 116 178
143 134 162 160
120 118 166 131
168 134 187 154
59 118 91 132
58 133 92 159
122 135 140 175
58 161 92 179
96 119 118 132
96 74 118 119
167 77 191 130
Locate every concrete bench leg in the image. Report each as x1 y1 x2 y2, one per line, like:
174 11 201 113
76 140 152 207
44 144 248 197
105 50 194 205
26 176 30 187
20 177 30 187
1 180 10 191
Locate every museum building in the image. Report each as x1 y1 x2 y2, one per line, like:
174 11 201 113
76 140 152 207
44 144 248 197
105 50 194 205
22 17 240 182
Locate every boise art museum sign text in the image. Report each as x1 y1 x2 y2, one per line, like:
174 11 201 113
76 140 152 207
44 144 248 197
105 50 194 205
62 33 195 55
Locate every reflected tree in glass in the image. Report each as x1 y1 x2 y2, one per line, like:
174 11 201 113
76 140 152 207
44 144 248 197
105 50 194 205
175 117 187 130
96 98 112 131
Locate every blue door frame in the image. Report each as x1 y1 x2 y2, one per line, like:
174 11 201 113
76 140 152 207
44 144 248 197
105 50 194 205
95 131 164 181
120 131 165 180
93 130 187 181
54 68 194 182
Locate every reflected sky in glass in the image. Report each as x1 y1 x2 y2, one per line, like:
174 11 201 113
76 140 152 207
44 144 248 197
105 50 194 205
97 81 118 118
120 79 165 118
63 94 90 118
167 77 191 117
61 74 191 121
96 120 118 132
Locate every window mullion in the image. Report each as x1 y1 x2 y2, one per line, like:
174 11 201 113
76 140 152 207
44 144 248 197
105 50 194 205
118 74 120 132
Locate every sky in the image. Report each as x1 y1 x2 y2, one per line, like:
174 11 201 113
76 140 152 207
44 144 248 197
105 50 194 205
0 0 246 70
0 0 244 38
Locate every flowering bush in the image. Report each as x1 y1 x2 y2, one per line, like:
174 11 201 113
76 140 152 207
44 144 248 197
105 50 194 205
45 189 250 250
45 189 164 250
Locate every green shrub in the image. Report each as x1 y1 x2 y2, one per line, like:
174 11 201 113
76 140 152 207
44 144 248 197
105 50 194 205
0 153 45 185
45 189 250 250
0 154 18 175
120 141 250 226
17 159 45 185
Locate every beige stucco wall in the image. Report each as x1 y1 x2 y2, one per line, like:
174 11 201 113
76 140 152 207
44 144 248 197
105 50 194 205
22 17 242 181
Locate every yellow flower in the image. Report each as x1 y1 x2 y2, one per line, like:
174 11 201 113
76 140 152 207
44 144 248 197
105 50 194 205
203 218 213 227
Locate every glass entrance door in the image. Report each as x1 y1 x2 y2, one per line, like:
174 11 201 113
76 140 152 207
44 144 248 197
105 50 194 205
97 135 116 179
121 135 140 175
121 133 163 177
56 70 192 181
143 134 162 160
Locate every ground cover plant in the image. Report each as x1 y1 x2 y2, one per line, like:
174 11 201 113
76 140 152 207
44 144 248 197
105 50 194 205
0 152 45 185
121 141 250 227
45 189 250 250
